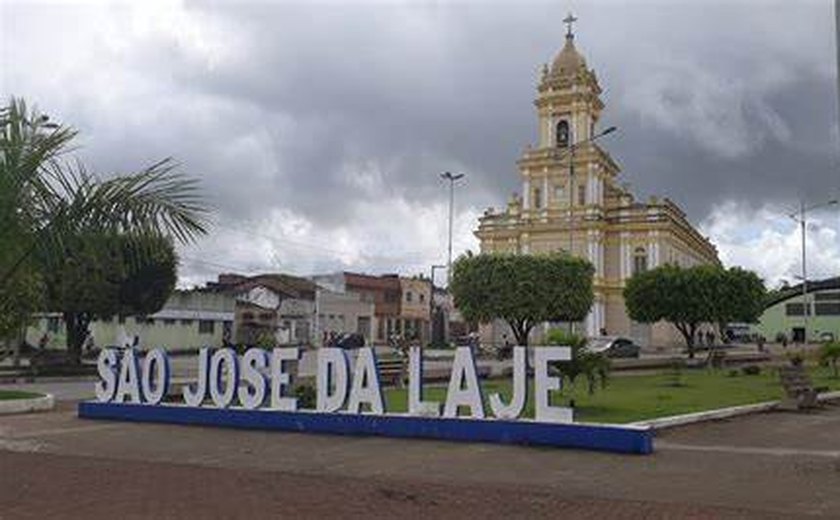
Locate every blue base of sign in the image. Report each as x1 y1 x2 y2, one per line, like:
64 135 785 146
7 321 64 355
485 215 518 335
77 401 653 455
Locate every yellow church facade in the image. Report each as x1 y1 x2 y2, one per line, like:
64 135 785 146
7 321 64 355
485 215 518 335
475 21 719 349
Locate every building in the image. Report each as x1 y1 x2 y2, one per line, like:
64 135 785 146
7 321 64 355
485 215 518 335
314 288 376 346
753 277 840 343
312 272 433 345
208 273 317 346
27 289 235 351
474 19 719 348
398 276 432 344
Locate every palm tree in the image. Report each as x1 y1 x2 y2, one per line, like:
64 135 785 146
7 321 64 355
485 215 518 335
546 329 611 396
0 97 210 355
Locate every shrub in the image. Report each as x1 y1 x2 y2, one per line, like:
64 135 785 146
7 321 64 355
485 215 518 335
294 383 317 409
665 357 685 387
741 365 761 376
787 351 805 367
819 342 840 378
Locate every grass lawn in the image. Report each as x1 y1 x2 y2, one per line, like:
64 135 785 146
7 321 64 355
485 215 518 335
0 390 42 401
383 365 840 424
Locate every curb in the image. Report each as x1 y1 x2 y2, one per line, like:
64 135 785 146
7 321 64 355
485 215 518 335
629 401 779 430
0 393 55 415
630 390 840 431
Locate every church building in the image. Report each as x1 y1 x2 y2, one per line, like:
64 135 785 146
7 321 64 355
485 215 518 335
475 17 719 348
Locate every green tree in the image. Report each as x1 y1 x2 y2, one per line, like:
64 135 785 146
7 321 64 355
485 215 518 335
545 329 610 395
1 97 208 357
624 264 766 358
450 252 594 346
43 233 177 361
1 97 208 295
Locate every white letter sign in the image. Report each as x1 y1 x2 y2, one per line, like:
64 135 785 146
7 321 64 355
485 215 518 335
443 347 484 419
140 348 170 405
347 347 384 414
317 348 349 412
183 348 210 407
534 346 573 423
270 347 299 411
489 346 527 420
239 348 269 410
408 346 440 416
95 349 119 402
209 348 239 408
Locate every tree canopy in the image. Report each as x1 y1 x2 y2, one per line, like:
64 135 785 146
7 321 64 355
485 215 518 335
623 264 765 358
0 97 209 352
42 233 177 360
450 252 594 346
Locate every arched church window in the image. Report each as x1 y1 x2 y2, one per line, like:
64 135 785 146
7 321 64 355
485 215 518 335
533 187 542 209
556 120 570 148
632 247 648 275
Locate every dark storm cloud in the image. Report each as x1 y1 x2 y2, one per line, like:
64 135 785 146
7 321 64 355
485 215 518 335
3 0 837 279
168 0 836 223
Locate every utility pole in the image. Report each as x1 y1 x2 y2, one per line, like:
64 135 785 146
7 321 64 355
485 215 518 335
440 172 465 284
789 198 838 343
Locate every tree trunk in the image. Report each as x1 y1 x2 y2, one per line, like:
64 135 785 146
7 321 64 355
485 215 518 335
508 320 531 347
675 322 697 359
63 311 89 364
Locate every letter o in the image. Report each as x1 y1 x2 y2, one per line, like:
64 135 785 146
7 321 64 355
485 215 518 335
209 348 239 408
141 348 170 405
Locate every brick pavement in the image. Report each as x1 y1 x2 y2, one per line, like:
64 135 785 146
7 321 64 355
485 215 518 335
1 401 839 518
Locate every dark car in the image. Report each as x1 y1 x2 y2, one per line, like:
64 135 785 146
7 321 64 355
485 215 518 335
585 337 641 358
335 333 365 350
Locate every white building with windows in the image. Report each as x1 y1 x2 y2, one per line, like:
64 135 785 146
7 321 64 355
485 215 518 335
27 289 236 352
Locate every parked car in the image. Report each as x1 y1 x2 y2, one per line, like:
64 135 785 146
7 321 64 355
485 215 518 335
334 333 365 350
585 336 641 358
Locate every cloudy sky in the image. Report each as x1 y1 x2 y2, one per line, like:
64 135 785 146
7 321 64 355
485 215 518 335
2 0 839 289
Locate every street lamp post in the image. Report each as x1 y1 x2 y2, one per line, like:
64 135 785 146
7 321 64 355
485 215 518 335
789 198 838 344
440 172 465 284
557 126 617 256
430 264 447 344
553 126 616 334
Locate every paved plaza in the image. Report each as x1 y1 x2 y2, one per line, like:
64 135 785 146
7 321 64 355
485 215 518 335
2 396 840 518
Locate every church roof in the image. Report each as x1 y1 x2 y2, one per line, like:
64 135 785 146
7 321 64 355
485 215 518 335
549 34 587 77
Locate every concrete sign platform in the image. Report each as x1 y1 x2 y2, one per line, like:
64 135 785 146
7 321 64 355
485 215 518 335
78 401 654 454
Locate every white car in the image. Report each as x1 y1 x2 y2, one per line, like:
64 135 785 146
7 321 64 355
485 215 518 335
585 337 641 358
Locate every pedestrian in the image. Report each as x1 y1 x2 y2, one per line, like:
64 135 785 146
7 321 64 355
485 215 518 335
757 335 765 353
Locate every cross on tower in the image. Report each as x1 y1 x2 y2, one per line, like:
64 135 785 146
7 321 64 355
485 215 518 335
563 12 577 38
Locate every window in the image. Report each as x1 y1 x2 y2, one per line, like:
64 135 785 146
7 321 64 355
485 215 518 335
164 319 176 326
198 320 215 334
556 120 570 148
554 184 566 205
815 303 840 316
632 247 647 276
785 303 810 316
242 312 255 321
406 291 413 303
533 187 542 209
181 319 194 326
577 185 586 206
419 294 425 303
815 292 840 302
47 317 60 333
259 312 273 321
